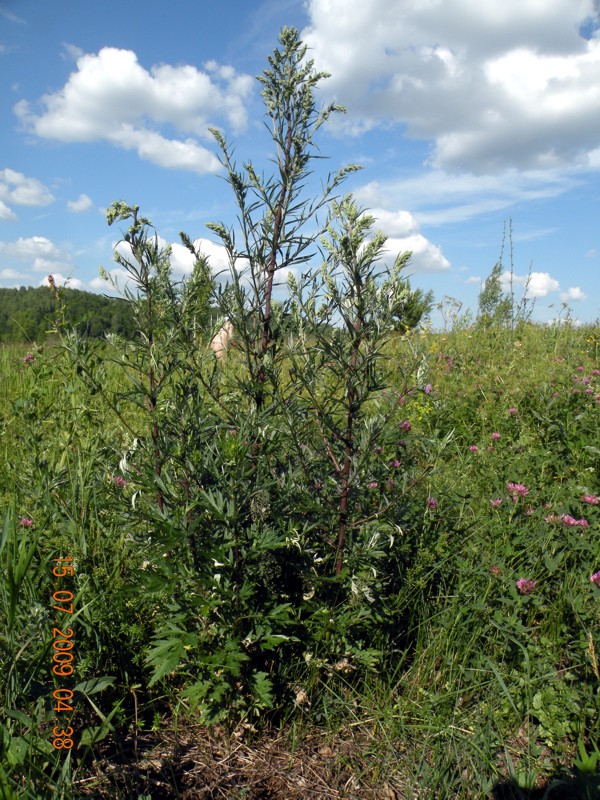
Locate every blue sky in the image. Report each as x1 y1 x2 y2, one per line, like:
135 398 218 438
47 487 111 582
1 0 599 325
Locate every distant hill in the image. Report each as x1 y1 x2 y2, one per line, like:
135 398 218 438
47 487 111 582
0 285 137 343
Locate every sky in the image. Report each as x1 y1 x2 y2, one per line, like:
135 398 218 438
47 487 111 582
1 0 599 326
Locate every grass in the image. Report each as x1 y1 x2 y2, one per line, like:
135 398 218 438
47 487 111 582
0 320 599 799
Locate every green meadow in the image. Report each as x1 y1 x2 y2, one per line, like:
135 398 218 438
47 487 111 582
1 320 599 798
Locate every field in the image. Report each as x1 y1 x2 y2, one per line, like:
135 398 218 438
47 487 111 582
0 317 599 799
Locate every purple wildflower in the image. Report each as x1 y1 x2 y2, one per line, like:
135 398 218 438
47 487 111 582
22 353 35 365
591 571 600 588
507 482 529 498
582 495 599 505
490 498 503 508
19 516 33 528
491 432 501 441
112 475 128 489
516 578 536 595
508 407 518 415
389 459 401 468
399 419 411 433
424 384 432 395
427 497 439 510
544 513 562 524
367 481 379 489
469 445 479 452
562 514 589 528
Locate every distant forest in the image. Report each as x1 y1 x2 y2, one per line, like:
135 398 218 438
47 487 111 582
0 286 136 343
0 279 433 344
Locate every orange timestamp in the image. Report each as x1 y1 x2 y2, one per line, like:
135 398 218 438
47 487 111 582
51 556 76 750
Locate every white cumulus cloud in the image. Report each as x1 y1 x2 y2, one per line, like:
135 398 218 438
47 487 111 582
501 270 560 298
0 168 55 218
90 267 136 295
14 47 254 174
385 234 450 273
39 273 82 289
108 234 232 281
0 235 62 261
0 201 17 221
0 236 83 289
302 0 600 173
371 207 450 273
560 286 586 301
0 268 29 280
67 193 93 212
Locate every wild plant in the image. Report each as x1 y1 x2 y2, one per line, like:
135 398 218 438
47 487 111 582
66 28 436 724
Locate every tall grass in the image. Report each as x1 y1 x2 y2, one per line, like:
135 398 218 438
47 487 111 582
1 318 597 797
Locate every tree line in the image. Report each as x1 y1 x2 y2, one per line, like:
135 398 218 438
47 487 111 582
0 276 434 345
0 285 136 342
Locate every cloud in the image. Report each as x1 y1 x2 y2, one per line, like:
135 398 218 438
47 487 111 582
67 193 93 212
39 273 82 289
302 0 600 173
31 257 65 274
0 7 26 24
384 234 450 273
560 286 586 301
0 201 17 221
370 208 420 237
0 268 29 280
371 207 450 273
163 238 231 277
546 317 584 327
501 270 560 298
355 161 578 227
0 235 62 261
110 233 232 279
465 275 482 285
15 47 254 174
90 268 136 295
93 234 236 296
0 169 55 217
0 236 80 289
357 167 573 226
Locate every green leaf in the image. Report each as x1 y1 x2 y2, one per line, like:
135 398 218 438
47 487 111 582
6 737 28 767
251 671 274 708
73 676 116 696
4 710 33 726
145 626 197 686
